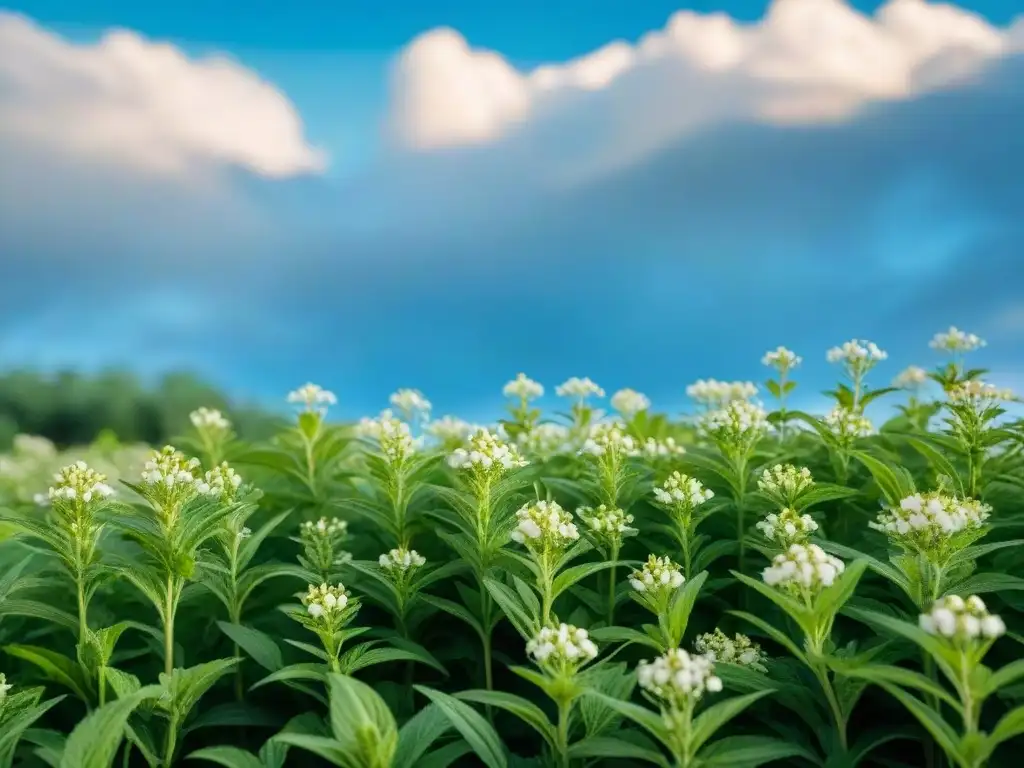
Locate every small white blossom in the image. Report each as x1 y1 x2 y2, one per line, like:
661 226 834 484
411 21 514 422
580 422 640 458
929 326 986 355
637 649 723 710
504 373 544 401
356 410 419 463
641 437 687 460
425 416 480 447
762 543 845 593
699 400 771 449
870 492 990 555
826 339 888 368
48 461 115 505
301 516 348 539
556 377 605 400
686 379 758 407
389 388 432 420
653 472 714 508
577 504 634 547
610 388 651 417
758 464 814 507
756 508 819 547
139 446 202 501
893 366 929 390
447 429 529 474
379 547 426 572
195 462 243 501
511 500 579 550
630 554 685 595
189 407 231 431
694 629 767 673
761 346 802 373
919 595 1005 642
824 406 874 442
526 623 598 671
287 383 337 412
516 423 572 460
947 380 1015 406
237 527 252 539
0 672 11 699
302 582 350 618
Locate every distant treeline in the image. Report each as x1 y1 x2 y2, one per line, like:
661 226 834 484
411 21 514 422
0 369 284 449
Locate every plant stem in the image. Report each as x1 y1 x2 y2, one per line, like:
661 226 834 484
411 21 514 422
606 546 619 626
76 573 89 642
163 715 178 767
555 699 571 768
163 576 176 676
812 661 847 752
923 652 942 768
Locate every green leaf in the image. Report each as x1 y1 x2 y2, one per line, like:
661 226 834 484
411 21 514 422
567 736 669 767
664 571 707 647
795 484 860 510
582 692 667 746
690 690 774 753
0 694 65 768
988 705 1024 748
393 704 454 768
326 673 398 767
419 594 484 638
587 626 665 652
814 559 868 624
945 573 1024 596
483 578 536 641
848 451 913 506
216 622 283 672
551 560 618 600
835 663 960 711
844 609 955 680
3 645 92 702
186 746 265 768
730 572 814 639
160 658 241 721
343 646 444 675
454 690 555 747
269 734 347 767
876 683 962 762
414 686 507 768
59 685 162 768
728 611 807 665
983 659 1024 699
698 735 818 767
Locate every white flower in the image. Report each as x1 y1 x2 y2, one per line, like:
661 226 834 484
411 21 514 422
637 649 722 709
195 462 243 500
287 383 337 412
610 388 651 417
302 582 350 617
757 464 814 507
630 555 685 595
189 407 231 431
425 416 480 446
579 422 640 458
447 429 529 474
756 508 818 547
919 595 1005 642
761 346 802 373
826 339 888 368
300 516 348 539
824 406 874 442
379 547 426 572
511 500 579 550
516 423 572 460
694 629 767 673
653 472 714 508
504 373 544 401
699 400 771 448
356 410 419 463
526 623 598 670
893 366 928 390
48 461 116 505
0 673 11 703
641 437 686 460
929 326 986 355
139 446 201 497
686 379 758 407
870 492 990 554
577 504 634 546
389 388 432 420
947 380 1015 405
762 543 845 593
556 377 605 400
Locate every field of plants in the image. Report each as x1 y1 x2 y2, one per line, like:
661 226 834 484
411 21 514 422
0 328 1022 768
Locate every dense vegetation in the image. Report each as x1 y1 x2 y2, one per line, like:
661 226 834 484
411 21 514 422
0 329 1022 768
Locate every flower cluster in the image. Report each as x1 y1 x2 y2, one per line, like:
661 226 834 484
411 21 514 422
389 388 432 421
640 437 687 460
0 673 11 717
579 422 640 458
757 464 814 508
630 555 685 599
556 377 605 401
686 379 758 407
302 582 350 619
287 383 337 412
756 508 819 547
356 410 418 463
189 407 231 432
653 471 714 508
637 649 722 710
196 462 243 501
526 623 598 673
378 547 426 572
425 416 480 448
893 365 928 390
139 446 203 507
511 501 579 552
447 429 529 476
824 406 874 443
301 516 348 539
870 492 990 556
762 544 845 594
947 380 1015 406
826 339 888 375
699 400 771 453
298 517 351 579
610 388 650 417
929 326 985 355
504 373 544 401
577 504 634 548
761 346 802 374
919 595 1005 643
516 423 571 460
694 629 767 672
47 461 115 505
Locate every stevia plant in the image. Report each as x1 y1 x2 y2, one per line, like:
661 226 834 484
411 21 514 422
650 472 720 579
762 346 802 440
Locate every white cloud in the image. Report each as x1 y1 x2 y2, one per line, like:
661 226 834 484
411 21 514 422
0 12 326 178
390 0 1023 151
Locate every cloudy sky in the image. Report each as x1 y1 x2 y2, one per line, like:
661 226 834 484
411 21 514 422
1 0 1023 422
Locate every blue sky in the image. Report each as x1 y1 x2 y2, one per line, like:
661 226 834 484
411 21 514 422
1 0 1023 423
